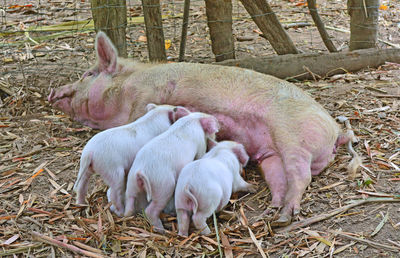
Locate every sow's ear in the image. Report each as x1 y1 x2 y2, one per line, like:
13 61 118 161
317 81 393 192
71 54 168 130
95 31 118 74
200 116 219 135
232 144 249 167
173 106 190 121
146 103 157 112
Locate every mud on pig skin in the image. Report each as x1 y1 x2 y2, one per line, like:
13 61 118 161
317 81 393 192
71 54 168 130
124 112 219 232
49 31 361 226
73 103 189 216
175 140 256 236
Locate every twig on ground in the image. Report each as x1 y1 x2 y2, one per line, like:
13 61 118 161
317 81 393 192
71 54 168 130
325 26 400 48
31 232 104 258
330 230 400 252
213 212 223 258
1 146 51 162
277 197 400 233
248 227 268 258
375 95 400 98
0 244 43 256
370 211 389 237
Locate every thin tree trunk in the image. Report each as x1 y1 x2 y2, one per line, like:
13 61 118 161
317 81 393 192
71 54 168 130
142 0 167 61
240 0 298 55
307 0 337 52
348 0 379 50
205 0 235 62
179 0 190 62
91 0 127 57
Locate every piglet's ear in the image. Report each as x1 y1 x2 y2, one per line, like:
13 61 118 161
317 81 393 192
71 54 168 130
95 31 118 74
173 106 190 122
232 144 249 167
200 116 219 135
206 137 218 151
146 103 157 112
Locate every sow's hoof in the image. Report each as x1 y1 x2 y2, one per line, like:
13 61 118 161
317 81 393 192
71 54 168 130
270 214 292 227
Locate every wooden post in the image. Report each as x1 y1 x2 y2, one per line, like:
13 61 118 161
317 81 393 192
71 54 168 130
179 0 191 62
348 0 379 51
307 0 337 52
91 0 127 57
240 0 298 55
142 0 167 62
205 0 235 62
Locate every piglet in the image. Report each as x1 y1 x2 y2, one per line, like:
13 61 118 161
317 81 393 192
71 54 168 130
174 140 256 236
73 104 189 216
124 112 219 232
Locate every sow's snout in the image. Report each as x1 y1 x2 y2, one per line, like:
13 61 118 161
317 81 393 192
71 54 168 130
47 85 75 116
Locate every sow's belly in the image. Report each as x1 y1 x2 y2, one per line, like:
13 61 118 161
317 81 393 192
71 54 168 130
212 113 276 162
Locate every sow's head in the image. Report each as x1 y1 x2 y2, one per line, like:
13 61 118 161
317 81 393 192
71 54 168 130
48 31 137 129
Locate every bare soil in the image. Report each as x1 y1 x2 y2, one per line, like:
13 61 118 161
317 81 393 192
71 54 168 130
0 0 399 257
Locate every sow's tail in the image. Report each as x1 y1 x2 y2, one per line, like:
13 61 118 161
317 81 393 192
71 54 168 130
184 185 199 214
336 116 362 179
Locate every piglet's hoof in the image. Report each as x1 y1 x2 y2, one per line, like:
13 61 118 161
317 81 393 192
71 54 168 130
152 226 165 234
247 184 258 194
270 214 292 227
178 232 188 237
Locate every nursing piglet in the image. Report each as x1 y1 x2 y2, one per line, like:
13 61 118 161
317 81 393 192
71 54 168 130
175 141 256 236
124 112 219 232
73 104 189 216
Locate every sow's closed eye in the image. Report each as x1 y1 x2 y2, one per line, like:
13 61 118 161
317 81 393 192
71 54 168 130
82 70 99 78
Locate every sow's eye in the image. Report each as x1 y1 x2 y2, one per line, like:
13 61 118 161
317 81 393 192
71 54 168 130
82 69 98 78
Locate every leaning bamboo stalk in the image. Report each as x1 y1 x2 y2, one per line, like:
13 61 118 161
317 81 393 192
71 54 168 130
307 0 337 52
32 232 103 258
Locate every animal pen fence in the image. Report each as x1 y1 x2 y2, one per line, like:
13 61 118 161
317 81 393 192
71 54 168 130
1 1 400 257
0 0 398 87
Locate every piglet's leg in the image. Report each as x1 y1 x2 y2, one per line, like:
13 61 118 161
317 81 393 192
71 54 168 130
145 178 175 233
109 188 125 217
192 212 211 235
177 209 190 236
74 168 93 205
106 168 126 217
145 199 169 233
272 151 312 227
234 178 257 194
125 172 142 217
124 195 136 217
260 155 287 208
106 188 116 213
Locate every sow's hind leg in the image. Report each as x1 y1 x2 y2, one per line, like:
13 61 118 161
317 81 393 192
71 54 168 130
271 149 312 227
260 155 287 209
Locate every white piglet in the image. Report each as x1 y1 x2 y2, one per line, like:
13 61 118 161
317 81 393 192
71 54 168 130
175 140 256 236
124 112 219 232
73 103 188 216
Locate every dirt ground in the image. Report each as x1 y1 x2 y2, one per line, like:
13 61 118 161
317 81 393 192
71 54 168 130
1 0 399 257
